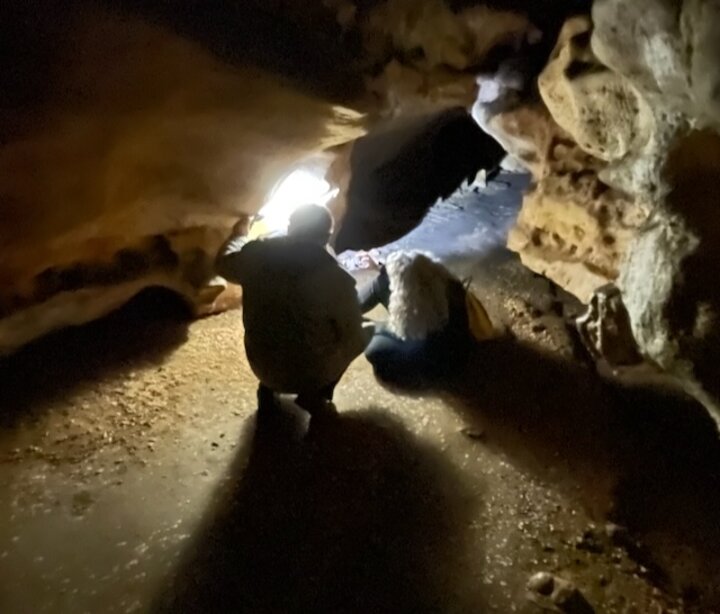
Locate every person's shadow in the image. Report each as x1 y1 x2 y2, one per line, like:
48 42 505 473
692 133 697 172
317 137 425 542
155 405 480 614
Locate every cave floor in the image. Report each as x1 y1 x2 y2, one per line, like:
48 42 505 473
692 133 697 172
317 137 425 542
1 176 719 613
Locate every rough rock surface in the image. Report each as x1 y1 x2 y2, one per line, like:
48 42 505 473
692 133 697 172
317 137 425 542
539 17 655 164
590 0 720 413
619 131 720 408
473 99 555 178
491 1 720 418
471 55 557 177
575 284 642 368
474 17 649 302
0 4 366 354
505 128 646 303
361 0 539 117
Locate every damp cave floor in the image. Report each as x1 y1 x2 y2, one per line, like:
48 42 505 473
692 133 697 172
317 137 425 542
1 174 720 613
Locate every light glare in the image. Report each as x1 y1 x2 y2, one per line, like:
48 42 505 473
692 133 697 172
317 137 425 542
257 169 338 234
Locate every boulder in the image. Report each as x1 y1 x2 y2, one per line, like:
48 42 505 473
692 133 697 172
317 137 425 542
539 16 654 164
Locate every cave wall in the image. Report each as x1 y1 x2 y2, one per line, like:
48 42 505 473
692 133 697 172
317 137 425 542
0 2 368 353
493 0 720 416
0 0 559 353
593 0 720 406
489 16 651 303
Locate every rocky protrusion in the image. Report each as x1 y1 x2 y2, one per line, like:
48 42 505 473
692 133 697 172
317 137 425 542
527 573 595 614
575 284 643 369
590 1 720 416
474 17 649 302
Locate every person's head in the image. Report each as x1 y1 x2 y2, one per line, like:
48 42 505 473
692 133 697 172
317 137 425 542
287 204 334 246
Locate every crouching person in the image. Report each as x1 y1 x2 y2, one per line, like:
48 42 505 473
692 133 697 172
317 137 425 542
216 205 369 416
358 251 496 388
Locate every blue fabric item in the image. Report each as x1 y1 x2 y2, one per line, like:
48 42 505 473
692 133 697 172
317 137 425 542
365 326 468 388
362 272 474 388
357 266 390 314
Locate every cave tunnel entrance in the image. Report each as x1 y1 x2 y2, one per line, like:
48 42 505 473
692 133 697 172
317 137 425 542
332 106 509 253
249 105 524 271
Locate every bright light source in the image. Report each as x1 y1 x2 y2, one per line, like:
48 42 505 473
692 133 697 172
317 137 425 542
255 169 339 236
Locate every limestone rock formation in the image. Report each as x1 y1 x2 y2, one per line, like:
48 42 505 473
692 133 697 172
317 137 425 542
507 158 646 303
575 284 642 368
619 130 720 406
472 100 552 178
492 1 720 417
0 4 367 354
589 0 720 409
360 0 541 118
472 60 557 177
480 16 648 302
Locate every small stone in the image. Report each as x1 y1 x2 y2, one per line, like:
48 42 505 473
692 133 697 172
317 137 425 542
604 522 628 545
528 571 555 596
575 529 604 554
553 580 595 614
460 427 486 441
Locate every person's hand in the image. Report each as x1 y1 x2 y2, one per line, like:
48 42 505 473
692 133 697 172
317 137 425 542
231 216 251 237
357 250 380 271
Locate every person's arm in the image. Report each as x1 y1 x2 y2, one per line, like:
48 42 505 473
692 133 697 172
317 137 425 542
357 266 390 313
215 218 251 284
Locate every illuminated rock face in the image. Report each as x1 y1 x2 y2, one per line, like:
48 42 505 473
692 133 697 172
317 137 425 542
494 17 649 303
360 0 539 118
491 2 720 417
0 4 366 354
591 0 720 409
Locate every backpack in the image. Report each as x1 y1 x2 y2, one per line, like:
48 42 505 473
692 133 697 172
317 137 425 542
463 279 497 342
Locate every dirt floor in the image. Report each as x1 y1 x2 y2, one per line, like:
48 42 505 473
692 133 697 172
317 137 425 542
1 176 719 613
